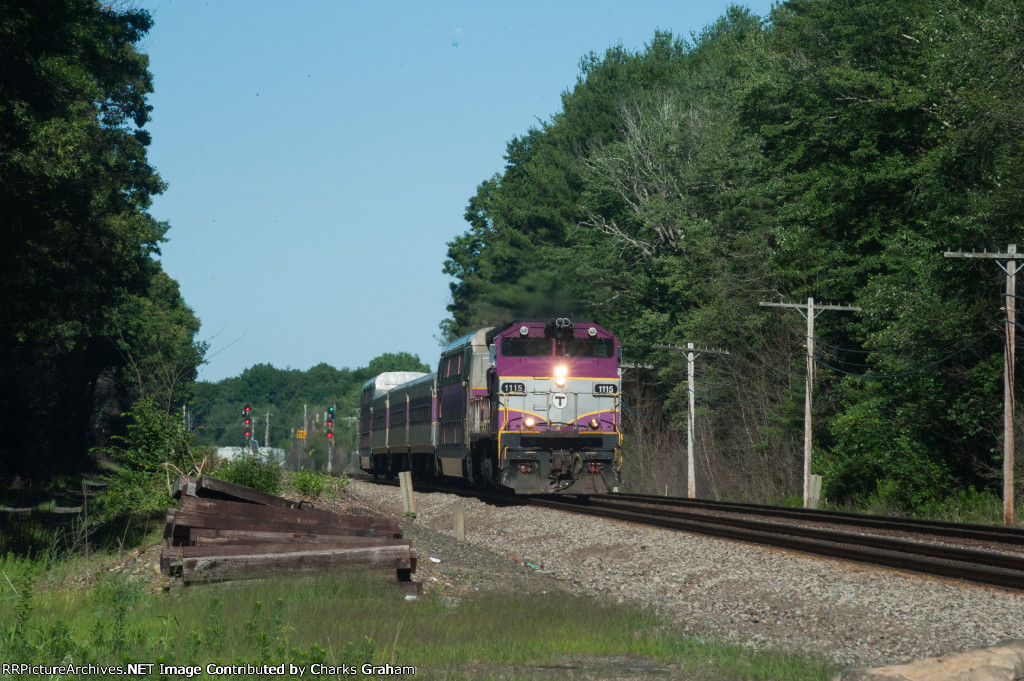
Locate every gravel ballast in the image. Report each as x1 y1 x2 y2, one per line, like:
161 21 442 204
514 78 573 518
324 482 1024 668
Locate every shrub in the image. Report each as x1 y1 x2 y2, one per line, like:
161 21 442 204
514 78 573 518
215 450 282 495
99 398 206 519
291 469 325 497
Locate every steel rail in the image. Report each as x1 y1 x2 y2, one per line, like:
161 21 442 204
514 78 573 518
528 497 1024 591
582 498 1024 570
353 475 1024 589
605 492 1024 545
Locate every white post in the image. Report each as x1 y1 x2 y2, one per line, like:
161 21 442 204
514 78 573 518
453 501 465 540
399 471 416 517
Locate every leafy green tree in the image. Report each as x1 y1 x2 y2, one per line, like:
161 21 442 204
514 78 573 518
191 353 430 452
736 0 1016 508
439 0 1022 512
0 0 198 480
112 265 206 414
100 397 203 518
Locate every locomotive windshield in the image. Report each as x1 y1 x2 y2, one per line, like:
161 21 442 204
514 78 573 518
501 336 614 358
500 337 551 357
557 337 614 358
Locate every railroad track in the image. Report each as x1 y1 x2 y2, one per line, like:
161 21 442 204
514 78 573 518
353 475 1024 591
605 492 1024 546
534 495 1024 591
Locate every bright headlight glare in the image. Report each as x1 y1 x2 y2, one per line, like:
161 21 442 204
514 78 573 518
589 417 600 429
524 417 536 428
554 365 568 386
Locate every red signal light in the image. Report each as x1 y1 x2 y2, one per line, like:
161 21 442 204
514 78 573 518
242 404 252 443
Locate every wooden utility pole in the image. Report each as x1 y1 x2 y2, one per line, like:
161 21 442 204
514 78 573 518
264 409 272 454
944 244 1021 526
654 342 730 498
760 298 860 508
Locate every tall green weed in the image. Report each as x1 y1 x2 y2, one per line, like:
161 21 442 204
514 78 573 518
99 398 210 519
214 450 282 496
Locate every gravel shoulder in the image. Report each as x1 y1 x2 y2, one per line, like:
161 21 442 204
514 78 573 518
315 481 1024 669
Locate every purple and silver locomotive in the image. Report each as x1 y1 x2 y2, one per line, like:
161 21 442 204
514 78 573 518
358 318 621 494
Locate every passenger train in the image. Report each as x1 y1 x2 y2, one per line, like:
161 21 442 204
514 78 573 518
358 318 622 494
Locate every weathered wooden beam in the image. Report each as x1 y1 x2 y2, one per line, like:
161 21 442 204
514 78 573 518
163 510 177 547
161 542 413 576
195 476 302 508
160 547 183 575
172 475 198 500
165 509 393 540
177 496 401 536
180 539 411 559
188 528 388 546
181 545 414 583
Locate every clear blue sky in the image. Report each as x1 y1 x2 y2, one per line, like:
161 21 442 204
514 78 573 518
141 0 775 382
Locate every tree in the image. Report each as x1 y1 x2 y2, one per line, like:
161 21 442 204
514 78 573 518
0 1 196 479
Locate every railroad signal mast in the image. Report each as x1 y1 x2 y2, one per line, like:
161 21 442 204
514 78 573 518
326 406 335 475
242 404 252 447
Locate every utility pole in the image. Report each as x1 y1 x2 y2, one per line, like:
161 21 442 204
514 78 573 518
944 244 1021 526
264 409 272 456
654 342 730 498
760 298 860 508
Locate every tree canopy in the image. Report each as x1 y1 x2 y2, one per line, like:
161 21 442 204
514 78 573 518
191 353 431 457
0 0 203 480
442 0 1023 512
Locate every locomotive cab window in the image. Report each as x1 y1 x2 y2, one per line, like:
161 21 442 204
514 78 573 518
557 337 614 358
501 336 551 357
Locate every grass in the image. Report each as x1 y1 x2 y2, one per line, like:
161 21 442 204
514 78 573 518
0 563 839 681
0 472 840 681
824 485 1024 526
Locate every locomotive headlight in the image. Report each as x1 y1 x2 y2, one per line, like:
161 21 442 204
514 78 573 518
589 417 600 429
524 417 536 428
554 364 568 387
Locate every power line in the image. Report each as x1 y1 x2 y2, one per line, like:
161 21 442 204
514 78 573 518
810 328 997 379
811 317 987 355
686 387 760 405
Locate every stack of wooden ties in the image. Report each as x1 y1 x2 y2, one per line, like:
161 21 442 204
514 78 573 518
160 475 417 591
